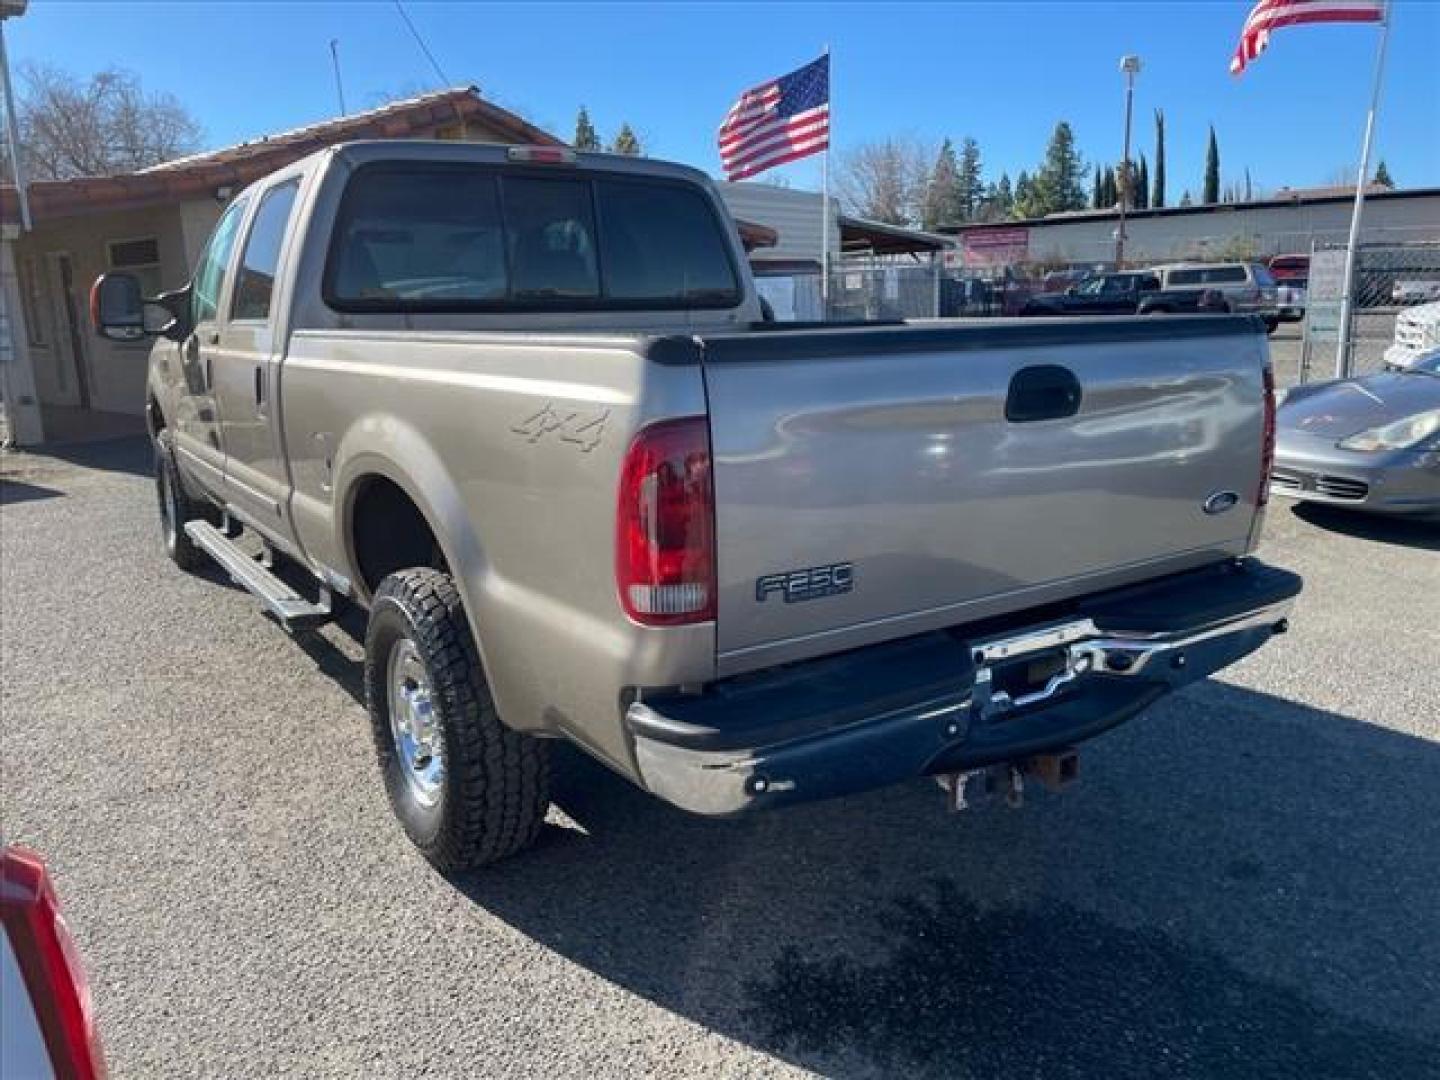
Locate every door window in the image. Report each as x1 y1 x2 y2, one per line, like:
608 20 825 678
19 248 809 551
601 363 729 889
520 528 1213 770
1167 268 1203 286
232 181 301 321
1202 266 1248 284
191 198 249 325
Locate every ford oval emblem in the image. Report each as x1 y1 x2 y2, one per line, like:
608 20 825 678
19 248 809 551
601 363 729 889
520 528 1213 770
1203 490 1240 515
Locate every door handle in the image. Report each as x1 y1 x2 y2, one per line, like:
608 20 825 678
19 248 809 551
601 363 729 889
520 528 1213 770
206 331 220 346
253 366 265 411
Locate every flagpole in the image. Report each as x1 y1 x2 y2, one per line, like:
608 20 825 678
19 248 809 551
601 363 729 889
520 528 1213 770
1335 0 1392 379
821 44 831 318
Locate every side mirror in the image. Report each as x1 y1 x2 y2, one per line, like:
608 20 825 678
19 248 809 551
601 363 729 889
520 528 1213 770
90 273 184 342
1065 286 1078 296
90 273 148 341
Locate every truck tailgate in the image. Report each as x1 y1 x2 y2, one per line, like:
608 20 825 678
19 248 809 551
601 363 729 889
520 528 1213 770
700 317 1270 674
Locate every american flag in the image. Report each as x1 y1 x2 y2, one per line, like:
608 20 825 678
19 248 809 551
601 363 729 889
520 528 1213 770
1231 0 1385 75
718 56 830 182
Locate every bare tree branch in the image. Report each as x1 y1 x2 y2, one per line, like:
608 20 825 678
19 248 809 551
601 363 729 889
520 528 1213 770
6 63 203 182
834 137 933 227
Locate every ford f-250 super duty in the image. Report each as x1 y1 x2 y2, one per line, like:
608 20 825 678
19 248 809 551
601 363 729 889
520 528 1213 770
91 141 1301 870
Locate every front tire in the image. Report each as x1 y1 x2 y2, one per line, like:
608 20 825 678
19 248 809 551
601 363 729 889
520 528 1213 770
154 431 205 571
364 568 549 871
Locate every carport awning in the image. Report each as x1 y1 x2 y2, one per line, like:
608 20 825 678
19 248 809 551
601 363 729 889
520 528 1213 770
840 215 953 256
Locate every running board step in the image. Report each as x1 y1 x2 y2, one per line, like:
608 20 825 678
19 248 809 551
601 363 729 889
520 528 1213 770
184 521 332 631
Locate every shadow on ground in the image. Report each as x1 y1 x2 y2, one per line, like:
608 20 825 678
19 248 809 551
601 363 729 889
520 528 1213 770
1 434 154 480
0 478 65 504
1292 502 1440 551
437 682 1440 1078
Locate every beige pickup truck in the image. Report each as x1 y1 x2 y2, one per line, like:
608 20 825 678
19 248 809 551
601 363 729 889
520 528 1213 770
92 141 1300 869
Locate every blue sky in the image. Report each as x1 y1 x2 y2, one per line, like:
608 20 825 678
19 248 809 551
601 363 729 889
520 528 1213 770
8 1 1438 198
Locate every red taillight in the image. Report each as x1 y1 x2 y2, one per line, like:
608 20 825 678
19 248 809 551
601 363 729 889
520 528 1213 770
615 417 716 626
1 846 106 1080
1258 365 1276 507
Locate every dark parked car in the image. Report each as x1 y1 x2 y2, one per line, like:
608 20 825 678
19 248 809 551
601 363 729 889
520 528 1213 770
1020 272 1227 317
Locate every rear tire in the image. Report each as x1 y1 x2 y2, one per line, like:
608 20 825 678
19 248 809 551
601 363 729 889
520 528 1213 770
364 568 549 871
154 431 205 571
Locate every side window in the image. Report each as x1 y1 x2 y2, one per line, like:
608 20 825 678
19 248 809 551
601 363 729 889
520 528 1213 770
1204 266 1247 284
232 181 300 321
1139 274 1161 292
1100 275 1133 294
1168 268 1203 286
191 198 249 326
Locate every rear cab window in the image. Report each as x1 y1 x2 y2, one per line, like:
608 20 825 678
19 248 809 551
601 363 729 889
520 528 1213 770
325 164 741 311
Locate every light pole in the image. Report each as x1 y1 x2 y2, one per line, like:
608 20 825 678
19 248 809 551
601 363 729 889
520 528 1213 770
1115 54 1141 268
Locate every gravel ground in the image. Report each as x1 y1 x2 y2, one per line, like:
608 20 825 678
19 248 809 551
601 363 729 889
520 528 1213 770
2 438 1438 1079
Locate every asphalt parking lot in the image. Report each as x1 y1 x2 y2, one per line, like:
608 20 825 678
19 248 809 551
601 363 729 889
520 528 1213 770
2 436 1438 1079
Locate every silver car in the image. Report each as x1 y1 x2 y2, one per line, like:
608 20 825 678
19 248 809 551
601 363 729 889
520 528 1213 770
1272 349 1440 516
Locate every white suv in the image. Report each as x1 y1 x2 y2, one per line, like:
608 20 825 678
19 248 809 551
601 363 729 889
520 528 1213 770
1151 262 1281 332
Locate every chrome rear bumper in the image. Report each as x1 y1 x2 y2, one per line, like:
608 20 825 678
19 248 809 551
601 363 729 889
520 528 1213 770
626 560 1301 816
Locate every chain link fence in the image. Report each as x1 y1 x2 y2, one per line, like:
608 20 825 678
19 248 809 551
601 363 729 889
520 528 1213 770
1300 239 1440 382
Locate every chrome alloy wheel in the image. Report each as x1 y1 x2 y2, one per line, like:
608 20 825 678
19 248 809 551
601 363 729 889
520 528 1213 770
387 638 445 807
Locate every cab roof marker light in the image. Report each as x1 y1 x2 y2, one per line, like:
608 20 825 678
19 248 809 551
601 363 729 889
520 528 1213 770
507 146 577 165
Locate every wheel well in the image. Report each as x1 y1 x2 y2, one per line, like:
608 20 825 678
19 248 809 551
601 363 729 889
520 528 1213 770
146 395 165 436
349 475 444 595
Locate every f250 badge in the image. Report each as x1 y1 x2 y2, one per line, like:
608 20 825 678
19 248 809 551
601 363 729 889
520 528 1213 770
756 563 854 604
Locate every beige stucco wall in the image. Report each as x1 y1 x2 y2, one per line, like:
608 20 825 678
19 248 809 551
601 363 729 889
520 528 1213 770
12 199 216 416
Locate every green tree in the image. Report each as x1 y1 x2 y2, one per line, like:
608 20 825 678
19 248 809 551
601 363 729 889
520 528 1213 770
957 136 984 220
1152 108 1166 208
1092 165 1104 209
1374 159 1394 187
573 106 599 150
1034 121 1086 214
1179 189 1194 207
1136 154 1149 210
1203 125 1220 204
921 138 965 229
609 123 642 155
1013 170 1037 219
993 172 1014 219
1101 165 1117 208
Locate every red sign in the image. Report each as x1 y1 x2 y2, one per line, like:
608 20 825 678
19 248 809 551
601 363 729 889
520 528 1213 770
962 227 1029 267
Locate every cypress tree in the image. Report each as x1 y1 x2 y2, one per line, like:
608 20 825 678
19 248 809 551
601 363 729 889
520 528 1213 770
1203 126 1220 204
1152 109 1166 208
573 107 600 151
